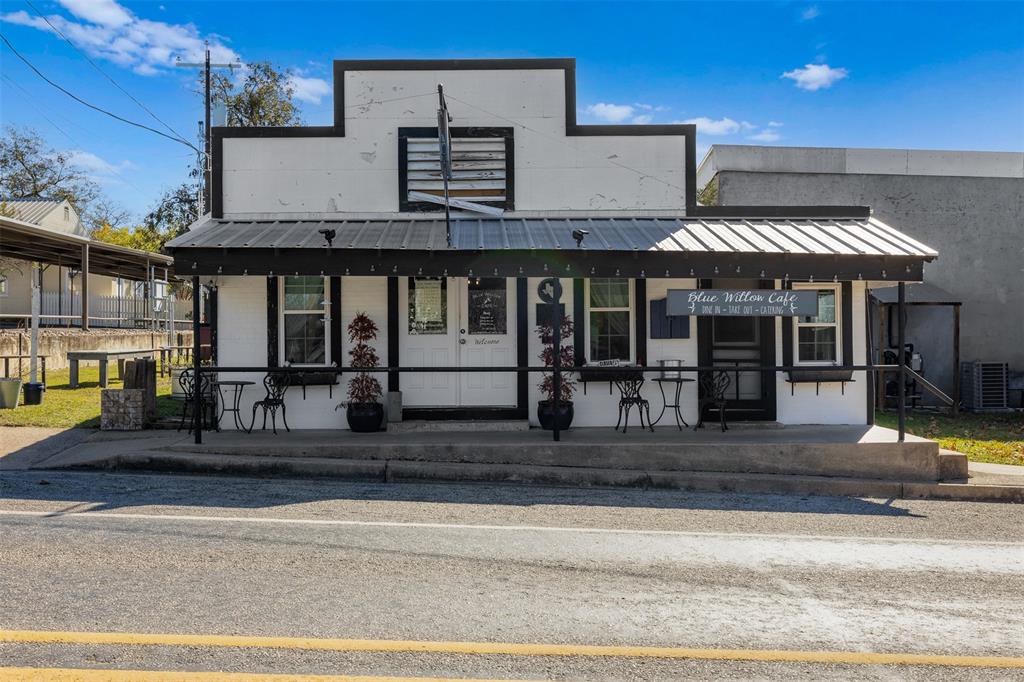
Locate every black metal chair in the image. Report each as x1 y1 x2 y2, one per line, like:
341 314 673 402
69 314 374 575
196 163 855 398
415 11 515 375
177 368 213 434
614 375 654 434
249 372 291 435
695 370 731 432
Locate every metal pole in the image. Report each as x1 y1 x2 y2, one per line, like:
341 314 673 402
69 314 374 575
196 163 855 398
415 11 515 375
552 299 561 443
953 303 961 415
192 276 202 445
204 47 211 213
80 244 89 330
897 282 906 442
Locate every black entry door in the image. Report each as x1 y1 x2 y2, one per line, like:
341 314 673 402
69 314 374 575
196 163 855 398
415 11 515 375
697 279 777 421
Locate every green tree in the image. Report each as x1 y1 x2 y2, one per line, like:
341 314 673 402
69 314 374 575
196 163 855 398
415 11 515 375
212 62 302 127
0 127 99 215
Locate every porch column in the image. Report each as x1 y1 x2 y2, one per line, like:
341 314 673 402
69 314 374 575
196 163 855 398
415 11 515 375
193 276 202 445
952 304 961 416
80 243 90 330
897 282 906 442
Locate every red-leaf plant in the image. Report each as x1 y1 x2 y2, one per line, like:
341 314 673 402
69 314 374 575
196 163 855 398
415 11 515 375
536 315 576 403
345 311 383 405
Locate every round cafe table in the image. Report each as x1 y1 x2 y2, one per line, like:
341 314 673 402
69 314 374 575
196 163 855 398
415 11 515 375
651 377 696 430
212 380 255 431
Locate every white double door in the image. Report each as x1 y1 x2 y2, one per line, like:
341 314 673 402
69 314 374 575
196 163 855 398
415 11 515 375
400 277 516 408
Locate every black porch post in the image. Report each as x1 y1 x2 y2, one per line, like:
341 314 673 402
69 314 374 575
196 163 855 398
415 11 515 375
193 276 202 445
897 282 906 442
552 296 561 443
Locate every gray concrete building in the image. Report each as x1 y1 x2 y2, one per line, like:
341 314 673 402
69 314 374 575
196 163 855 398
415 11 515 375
697 146 1024 406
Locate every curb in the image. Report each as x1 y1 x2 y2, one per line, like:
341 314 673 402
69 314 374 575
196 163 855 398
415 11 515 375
53 451 1024 503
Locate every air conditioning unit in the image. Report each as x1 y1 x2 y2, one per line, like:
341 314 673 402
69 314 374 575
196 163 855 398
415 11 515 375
960 362 1009 411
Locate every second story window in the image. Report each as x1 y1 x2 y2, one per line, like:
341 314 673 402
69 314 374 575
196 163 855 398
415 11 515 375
399 127 514 212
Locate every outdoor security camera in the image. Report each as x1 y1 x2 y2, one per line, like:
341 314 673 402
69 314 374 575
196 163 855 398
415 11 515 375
571 228 589 248
319 228 336 247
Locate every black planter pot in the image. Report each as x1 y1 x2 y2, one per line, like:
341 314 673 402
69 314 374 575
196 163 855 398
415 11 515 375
537 400 574 431
346 402 384 432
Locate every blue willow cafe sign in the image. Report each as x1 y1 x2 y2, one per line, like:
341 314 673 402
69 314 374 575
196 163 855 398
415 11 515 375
667 289 820 317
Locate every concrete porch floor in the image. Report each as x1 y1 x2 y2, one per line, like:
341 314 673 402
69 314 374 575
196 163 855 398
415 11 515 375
165 425 947 483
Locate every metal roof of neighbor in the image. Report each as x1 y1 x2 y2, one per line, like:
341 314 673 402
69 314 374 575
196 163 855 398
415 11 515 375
166 216 937 259
2 198 67 225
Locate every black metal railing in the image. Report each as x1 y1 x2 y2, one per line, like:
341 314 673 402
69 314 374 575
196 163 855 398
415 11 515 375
188 362 926 444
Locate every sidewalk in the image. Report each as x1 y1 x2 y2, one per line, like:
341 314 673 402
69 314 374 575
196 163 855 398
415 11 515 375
1 426 1021 503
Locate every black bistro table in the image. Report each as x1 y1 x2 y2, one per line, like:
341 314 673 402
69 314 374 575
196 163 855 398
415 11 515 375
651 377 696 430
212 380 254 431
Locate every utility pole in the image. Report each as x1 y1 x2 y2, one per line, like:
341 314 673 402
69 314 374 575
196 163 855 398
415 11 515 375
176 44 240 216
437 83 453 248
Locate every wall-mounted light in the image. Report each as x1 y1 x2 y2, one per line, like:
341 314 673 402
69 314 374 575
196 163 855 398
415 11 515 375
319 228 336 247
571 228 589 248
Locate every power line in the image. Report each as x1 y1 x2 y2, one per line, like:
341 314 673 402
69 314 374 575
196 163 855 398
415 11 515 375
0 32 200 153
23 0 193 148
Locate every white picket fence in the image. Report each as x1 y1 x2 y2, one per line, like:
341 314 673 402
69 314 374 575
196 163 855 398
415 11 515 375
39 291 188 329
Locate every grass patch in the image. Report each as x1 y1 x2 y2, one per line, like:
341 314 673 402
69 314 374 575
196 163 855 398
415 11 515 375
876 410 1024 466
0 364 179 429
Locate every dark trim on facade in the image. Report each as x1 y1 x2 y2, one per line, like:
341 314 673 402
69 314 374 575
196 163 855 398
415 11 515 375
330 277 342 368
690 205 872 219
573 279 585 365
780 279 793 367
266 277 279 367
398 127 515 212
209 58 697 218
758 278 778 422
516 277 528 416
841 281 853 367
181 248 927 283
634 278 647 365
387 277 399 392
403 407 528 421
209 286 218 364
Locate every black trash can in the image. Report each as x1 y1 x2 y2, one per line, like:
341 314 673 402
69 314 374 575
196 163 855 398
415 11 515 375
23 382 45 405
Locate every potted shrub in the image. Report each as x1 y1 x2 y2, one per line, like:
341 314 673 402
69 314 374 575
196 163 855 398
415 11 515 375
536 314 576 430
341 311 384 432
0 376 22 409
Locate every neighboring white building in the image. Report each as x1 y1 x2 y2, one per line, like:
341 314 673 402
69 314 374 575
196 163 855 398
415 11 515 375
166 58 937 429
0 198 175 329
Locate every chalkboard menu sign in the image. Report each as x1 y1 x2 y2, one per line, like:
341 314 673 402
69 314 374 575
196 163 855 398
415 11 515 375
468 278 507 335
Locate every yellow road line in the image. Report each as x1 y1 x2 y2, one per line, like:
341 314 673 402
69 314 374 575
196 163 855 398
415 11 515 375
0 669 534 682
0 630 1021 669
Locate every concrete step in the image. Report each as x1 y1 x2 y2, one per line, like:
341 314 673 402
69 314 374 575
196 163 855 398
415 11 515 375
56 451 1024 503
387 420 529 433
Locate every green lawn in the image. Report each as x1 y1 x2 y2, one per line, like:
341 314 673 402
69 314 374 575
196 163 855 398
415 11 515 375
876 410 1024 466
0 364 179 428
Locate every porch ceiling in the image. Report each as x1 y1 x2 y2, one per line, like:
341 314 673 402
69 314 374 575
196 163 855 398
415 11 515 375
165 215 936 282
1 217 172 281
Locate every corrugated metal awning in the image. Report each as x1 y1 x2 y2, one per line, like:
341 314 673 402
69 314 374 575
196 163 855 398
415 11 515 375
166 216 937 259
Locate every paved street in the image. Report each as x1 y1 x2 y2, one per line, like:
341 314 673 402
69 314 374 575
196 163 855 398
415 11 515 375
0 470 1022 680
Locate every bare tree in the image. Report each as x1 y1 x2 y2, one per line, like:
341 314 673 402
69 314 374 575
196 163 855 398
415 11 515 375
0 127 99 215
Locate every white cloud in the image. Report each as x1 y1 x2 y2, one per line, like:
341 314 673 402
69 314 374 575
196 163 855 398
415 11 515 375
748 130 781 142
801 5 821 21
677 117 742 135
633 103 668 112
781 63 849 91
65 150 134 182
585 103 635 123
287 75 331 105
631 114 653 125
768 121 784 127
2 0 240 76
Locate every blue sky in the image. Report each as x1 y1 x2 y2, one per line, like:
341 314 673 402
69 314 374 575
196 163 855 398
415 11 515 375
2 0 1023 219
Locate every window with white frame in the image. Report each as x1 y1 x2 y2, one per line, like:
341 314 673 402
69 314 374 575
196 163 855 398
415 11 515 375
587 278 632 363
794 285 840 364
280 276 329 366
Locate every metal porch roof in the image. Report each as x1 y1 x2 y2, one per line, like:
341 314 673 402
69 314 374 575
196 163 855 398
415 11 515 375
166 216 938 259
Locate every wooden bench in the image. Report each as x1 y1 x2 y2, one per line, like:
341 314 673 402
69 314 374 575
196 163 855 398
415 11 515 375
68 349 157 388
0 355 48 385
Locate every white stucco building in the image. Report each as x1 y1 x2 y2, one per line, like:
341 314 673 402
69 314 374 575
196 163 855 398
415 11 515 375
166 58 937 430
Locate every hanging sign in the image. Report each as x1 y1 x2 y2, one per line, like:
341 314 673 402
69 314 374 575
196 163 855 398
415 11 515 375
667 289 819 317
537 277 562 304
